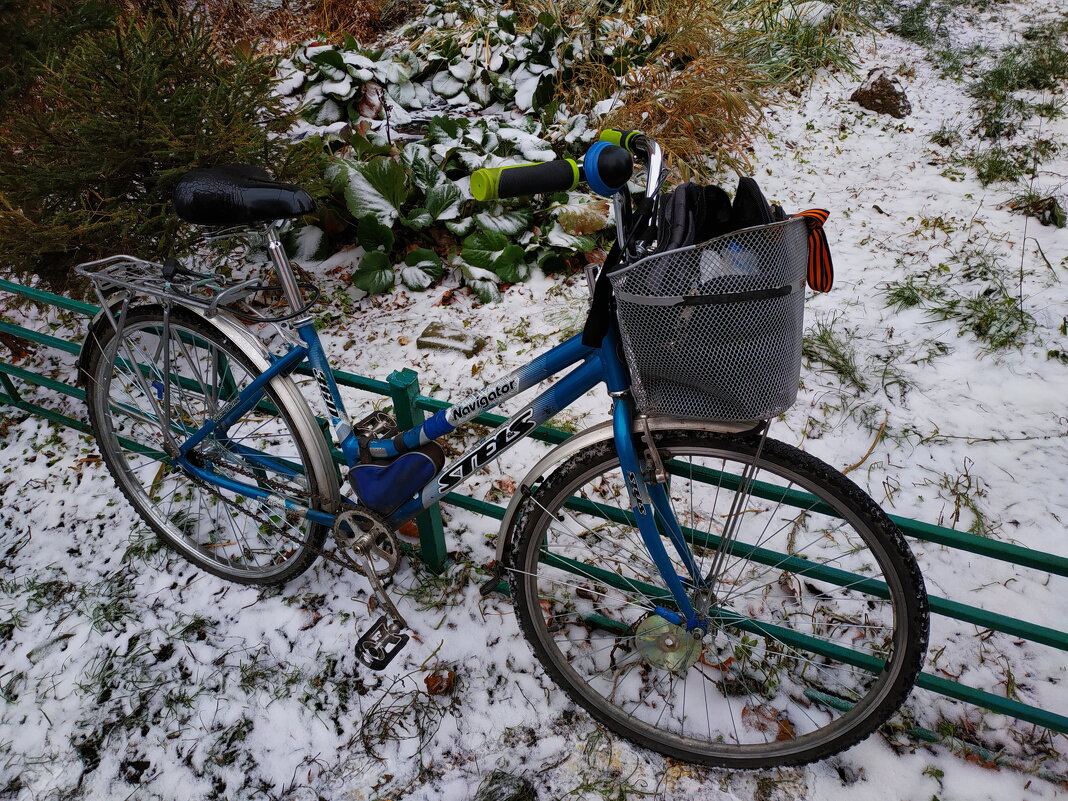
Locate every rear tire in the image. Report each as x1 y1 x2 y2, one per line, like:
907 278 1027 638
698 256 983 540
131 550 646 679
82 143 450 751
508 429 928 768
83 305 332 585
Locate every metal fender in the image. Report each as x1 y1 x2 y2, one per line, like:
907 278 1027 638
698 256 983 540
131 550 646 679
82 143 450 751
493 416 758 564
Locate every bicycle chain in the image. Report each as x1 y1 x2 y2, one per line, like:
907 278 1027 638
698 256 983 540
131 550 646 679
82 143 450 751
175 453 368 574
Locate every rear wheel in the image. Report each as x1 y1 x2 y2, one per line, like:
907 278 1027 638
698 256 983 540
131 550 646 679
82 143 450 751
83 305 331 585
508 429 927 768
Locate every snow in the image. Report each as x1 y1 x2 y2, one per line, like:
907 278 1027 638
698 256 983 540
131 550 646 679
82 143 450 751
1 2 1067 800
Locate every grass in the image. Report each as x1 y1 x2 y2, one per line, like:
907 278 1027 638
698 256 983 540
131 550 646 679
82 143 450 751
474 770 536 801
882 241 1035 351
933 292 1032 350
1006 188 1067 228
928 123 963 148
801 314 870 393
356 670 458 762
965 146 1030 186
969 26 1068 139
397 557 478 613
421 0 868 176
919 459 1001 537
888 0 948 48
192 0 410 48
887 2 1068 201
884 273 947 310
560 727 657 800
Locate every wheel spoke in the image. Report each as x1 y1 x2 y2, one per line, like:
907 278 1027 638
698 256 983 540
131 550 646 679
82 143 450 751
85 309 326 584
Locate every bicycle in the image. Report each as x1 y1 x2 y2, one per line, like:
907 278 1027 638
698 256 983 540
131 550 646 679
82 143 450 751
74 130 929 769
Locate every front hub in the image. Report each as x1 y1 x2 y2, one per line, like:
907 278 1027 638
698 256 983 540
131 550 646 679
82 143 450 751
634 614 702 672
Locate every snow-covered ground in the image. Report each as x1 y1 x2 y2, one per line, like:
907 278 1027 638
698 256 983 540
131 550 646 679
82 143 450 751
1 3 1066 800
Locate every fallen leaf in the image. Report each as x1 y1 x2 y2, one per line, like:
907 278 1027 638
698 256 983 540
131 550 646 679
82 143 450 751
741 703 795 741
424 670 456 696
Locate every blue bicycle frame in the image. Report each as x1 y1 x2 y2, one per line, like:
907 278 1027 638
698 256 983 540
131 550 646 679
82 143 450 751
173 290 704 628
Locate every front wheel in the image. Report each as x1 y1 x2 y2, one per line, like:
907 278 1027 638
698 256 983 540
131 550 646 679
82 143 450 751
508 429 928 768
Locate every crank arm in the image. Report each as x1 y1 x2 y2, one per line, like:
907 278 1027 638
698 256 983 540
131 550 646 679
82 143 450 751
351 542 410 670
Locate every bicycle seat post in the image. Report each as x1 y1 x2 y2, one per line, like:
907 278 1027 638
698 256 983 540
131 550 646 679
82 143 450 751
265 223 309 322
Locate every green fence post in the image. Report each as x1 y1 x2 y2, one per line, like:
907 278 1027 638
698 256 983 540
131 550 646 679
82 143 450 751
388 368 448 574
0 373 24 409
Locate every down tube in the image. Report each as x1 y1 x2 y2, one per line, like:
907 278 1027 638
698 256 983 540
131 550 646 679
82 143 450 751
388 357 604 525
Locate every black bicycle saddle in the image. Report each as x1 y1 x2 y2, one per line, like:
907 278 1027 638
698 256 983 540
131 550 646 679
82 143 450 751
172 164 315 226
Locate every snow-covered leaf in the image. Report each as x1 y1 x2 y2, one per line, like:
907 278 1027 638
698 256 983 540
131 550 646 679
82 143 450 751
431 70 465 98
445 217 476 236
307 98 342 125
546 222 596 252
356 215 394 253
462 229 510 270
336 157 409 226
352 251 395 293
401 143 446 191
458 260 502 303
309 48 347 72
320 78 355 100
425 183 463 222
555 199 611 236
284 225 330 262
401 248 444 290
403 208 433 229
475 206 533 236
494 246 530 283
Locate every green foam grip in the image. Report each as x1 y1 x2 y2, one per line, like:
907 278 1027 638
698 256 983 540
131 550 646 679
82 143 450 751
598 129 643 153
470 160 580 201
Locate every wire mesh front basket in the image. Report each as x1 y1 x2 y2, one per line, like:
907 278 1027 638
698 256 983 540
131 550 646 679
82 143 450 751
609 217 809 422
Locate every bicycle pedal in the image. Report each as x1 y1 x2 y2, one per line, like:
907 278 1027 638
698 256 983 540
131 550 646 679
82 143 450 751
353 410 398 441
355 615 409 671
478 562 506 597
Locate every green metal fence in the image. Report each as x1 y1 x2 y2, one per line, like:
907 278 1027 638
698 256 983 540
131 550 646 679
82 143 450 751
1 276 1066 741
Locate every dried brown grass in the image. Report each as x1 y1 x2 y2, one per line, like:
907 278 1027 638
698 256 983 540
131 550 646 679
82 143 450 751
582 1 770 177
190 0 410 50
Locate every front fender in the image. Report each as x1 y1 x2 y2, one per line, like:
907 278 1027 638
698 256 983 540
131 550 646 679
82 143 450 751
493 416 758 565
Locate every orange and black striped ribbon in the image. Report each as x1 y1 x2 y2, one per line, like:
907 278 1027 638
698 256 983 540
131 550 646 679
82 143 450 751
794 209 833 292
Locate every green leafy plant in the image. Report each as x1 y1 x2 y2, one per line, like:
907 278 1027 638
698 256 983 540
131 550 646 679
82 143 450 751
882 243 1035 350
0 0 116 118
802 314 870 393
929 123 963 148
279 38 428 126
965 146 1030 186
321 116 603 300
888 0 946 47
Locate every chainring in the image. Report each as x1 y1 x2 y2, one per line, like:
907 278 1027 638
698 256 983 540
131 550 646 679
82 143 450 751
333 507 402 579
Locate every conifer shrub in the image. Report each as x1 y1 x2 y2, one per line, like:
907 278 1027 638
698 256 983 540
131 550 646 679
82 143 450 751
0 7 322 289
0 0 117 119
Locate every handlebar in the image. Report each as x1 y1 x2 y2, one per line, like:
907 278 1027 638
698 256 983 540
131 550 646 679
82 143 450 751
468 129 665 264
470 159 580 202
470 138 639 202
598 128 648 156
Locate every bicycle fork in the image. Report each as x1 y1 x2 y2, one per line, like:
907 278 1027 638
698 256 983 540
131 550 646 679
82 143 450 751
613 401 709 635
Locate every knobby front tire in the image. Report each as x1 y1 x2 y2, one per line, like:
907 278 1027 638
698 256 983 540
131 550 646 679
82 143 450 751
508 429 928 768
83 305 330 585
